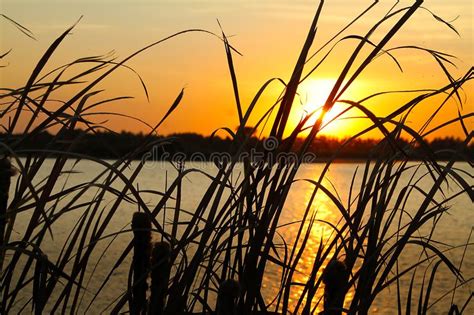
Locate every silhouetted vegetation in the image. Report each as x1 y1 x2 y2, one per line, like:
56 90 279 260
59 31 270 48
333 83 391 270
1 2 473 314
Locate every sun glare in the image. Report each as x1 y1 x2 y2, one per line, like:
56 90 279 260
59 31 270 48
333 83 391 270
296 78 353 138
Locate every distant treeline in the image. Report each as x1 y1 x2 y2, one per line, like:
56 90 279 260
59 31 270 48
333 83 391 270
1 131 473 161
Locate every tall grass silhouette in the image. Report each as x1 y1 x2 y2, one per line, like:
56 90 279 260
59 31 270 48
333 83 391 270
1 1 473 314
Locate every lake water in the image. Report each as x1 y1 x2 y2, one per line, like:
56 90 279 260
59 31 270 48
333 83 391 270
7 159 473 314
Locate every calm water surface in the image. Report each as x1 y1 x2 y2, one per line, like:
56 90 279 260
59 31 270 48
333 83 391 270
9 160 473 314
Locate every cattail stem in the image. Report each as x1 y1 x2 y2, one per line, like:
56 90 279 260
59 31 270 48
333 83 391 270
131 212 152 315
149 241 171 315
322 259 349 315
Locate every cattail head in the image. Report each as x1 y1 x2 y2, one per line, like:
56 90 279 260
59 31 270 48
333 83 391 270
132 212 152 232
149 241 171 315
151 241 171 266
131 212 152 315
217 279 240 315
322 259 349 315
218 279 240 298
322 259 349 290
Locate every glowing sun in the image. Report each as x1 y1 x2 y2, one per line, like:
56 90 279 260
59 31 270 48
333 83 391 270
296 78 354 138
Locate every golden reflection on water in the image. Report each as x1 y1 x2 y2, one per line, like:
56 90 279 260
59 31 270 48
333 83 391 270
264 166 355 313
261 162 474 314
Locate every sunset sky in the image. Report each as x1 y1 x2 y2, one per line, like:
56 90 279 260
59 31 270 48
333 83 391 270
1 0 472 139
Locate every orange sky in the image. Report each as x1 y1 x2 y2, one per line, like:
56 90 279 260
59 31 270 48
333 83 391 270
1 0 472 140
